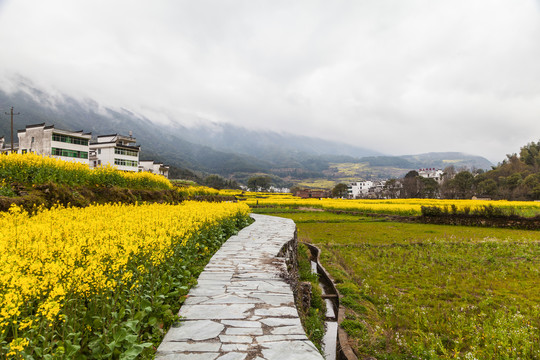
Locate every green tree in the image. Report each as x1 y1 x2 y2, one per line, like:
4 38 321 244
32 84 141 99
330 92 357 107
247 176 272 191
204 175 227 189
332 183 349 198
383 179 401 199
476 179 497 197
519 141 540 169
418 177 439 198
505 173 523 191
402 170 420 198
522 173 540 200
452 171 475 199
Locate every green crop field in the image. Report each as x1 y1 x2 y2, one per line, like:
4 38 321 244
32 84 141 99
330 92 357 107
261 210 540 360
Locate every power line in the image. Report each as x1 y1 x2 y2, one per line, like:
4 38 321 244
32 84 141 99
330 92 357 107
4 106 21 153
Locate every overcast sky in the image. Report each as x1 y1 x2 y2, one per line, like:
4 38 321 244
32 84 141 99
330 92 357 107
1 0 539 162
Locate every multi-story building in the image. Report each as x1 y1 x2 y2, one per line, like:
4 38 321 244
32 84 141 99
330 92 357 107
418 168 444 183
89 134 140 172
17 123 91 164
138 160 169 178
347 181 374 198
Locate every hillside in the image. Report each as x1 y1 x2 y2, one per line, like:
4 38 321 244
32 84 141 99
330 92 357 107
0 80 493 186
301 153 494 188
0 85 269 177
0 82 373 178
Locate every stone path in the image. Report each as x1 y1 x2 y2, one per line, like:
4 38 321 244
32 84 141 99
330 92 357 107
156 214 324 360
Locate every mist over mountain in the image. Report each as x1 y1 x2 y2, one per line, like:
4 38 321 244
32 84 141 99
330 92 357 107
0 80 493 185
168 121 381 159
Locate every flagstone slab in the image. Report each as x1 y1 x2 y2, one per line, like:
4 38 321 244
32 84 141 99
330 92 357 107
156 214 324 360
162 320 224 341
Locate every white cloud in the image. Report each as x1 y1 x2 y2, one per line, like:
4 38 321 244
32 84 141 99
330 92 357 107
1 0 539 162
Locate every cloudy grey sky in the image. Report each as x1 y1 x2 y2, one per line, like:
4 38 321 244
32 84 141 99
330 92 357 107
1 0 539 162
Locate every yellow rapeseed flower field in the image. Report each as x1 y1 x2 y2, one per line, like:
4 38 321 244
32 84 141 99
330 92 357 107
0 152 172 190
0 201 249 357
229 191 540 217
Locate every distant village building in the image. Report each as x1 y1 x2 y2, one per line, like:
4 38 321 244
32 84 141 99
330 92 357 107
138 160 170 178
367 180 387 197
17 123 91 164
1 134 21 153
89 133 140 172
418 168 444 183
268 186 290 193
0 136 14 153
347 181 374 199
2 125 176 175
295 189 331 198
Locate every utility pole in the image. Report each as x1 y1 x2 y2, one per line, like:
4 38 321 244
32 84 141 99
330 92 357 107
5 106 20 153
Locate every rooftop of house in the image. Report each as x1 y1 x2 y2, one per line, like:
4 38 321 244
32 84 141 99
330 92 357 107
94 134 137 145
17 123 91 137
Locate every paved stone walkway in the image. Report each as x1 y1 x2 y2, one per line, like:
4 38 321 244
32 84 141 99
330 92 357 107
156 214 324 360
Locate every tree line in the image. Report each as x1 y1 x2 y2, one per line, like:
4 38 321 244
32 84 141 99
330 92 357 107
331 140 540 201
381 141 540 200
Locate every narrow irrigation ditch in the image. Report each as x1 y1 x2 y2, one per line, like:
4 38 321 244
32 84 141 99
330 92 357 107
303 243 358 360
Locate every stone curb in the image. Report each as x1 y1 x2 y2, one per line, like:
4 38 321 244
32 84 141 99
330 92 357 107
156 214 324 360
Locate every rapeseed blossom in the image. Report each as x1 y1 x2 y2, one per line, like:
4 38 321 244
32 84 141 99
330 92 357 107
231 191 540 217
0 152 172 189
0 201 249 355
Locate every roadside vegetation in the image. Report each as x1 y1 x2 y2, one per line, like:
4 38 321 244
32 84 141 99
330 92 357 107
0 153 226 211
297 243 326 351
0 201 250 359
0 153 251 358
254 208 540 359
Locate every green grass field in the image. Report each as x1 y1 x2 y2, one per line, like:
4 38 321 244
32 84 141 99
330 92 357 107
259 209 540 360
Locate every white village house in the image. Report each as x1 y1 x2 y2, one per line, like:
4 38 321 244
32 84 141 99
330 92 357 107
418 168 444 183
17 123 92 165
138 160 170 178
0 136 15 154
89 133 140 172
2 123 170 177
347 181 374 199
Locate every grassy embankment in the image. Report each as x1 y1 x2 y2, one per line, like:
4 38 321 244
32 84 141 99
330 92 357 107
0 153 224 210
297 243 326 351
251 208 540 360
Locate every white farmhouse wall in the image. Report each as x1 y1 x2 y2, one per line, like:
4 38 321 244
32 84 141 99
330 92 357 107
347 181 374 198
418 168 444 183
18 124 91 165
89 134 140 172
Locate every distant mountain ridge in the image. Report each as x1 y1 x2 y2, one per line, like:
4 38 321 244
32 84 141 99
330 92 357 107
361 152 493 171
0 81 379 176
0 79 493 185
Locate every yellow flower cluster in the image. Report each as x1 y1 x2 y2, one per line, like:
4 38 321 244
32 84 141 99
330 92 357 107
0 201 249 353
230 191 540 217
0 152 172 190
176 185 220 197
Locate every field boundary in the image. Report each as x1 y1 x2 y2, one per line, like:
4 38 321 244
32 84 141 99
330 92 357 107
252 205 540 230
